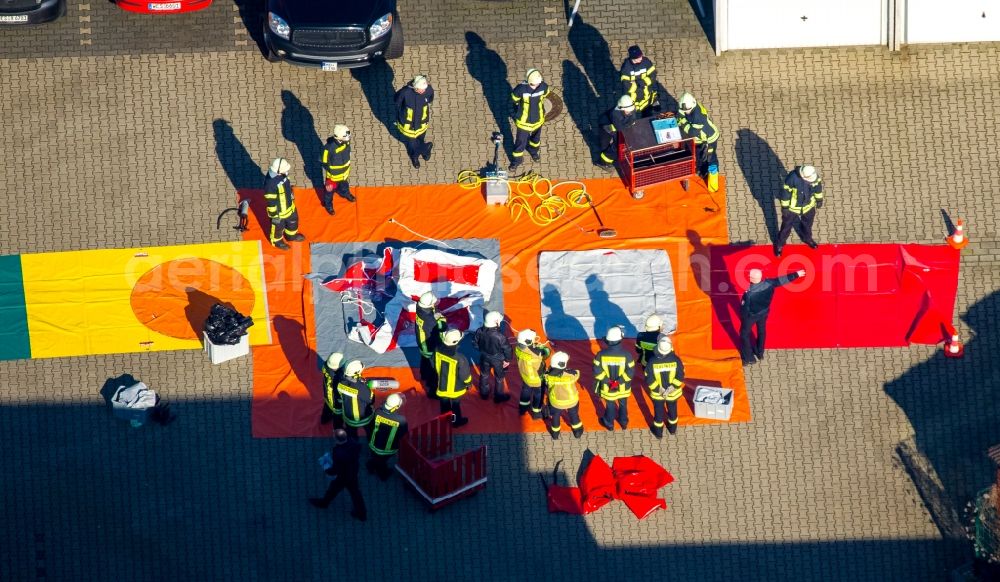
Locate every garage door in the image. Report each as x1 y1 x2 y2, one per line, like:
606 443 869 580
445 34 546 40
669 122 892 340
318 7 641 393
721 0 887 50
906 0 1000 43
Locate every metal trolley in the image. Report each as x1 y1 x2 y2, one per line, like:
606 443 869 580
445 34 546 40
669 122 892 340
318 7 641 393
396 414 487 511
617 115 697 199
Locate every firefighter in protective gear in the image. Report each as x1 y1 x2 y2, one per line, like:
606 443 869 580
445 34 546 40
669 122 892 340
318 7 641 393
597 95 638 170
677 92 721 191
337 359 374 439
619 45 658 116
320 125 356 216
264 158 305 250
415 292 447 395
509 69 551 171
395 75 435 169
472 311 512 403
774 165 824 257
366 393 408 481
593 326 635 431
544 351 584 440
635 314 663 368
514 328 550 418
434 328 472 428
320 352 345 429
644 335 685 438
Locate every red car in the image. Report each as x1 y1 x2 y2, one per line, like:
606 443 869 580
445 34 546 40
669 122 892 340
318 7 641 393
113 0 210 14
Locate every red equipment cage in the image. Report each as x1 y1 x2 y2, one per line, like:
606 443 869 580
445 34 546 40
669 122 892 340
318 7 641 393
396 414 488 510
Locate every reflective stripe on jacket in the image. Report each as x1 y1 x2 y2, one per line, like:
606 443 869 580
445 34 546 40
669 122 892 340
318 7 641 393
619 57 657 110
780 168 825 214
263 174 295 219
395 84 435 138
337 376 373 427
434 345 472 398
322 364 342 412
511 81 550 132
369 408 408 455
515 343 549 388
593 343 635 400
644 352 685 402
545 369 580 409
322 140 351 181
678 104 719 145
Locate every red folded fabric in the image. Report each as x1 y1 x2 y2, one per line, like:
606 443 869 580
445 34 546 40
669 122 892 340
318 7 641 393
546 455 674 519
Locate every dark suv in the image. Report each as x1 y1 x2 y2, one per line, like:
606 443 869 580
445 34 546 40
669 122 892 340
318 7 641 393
0 0 65 24
263 0 403 70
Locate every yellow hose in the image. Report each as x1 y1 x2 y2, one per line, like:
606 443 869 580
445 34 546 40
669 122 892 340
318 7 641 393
457 169 591 227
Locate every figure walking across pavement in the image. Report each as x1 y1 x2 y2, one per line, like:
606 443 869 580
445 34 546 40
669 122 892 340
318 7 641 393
434 328 473 428
472 311 512 404
774 165 824 256
366 393 408 481
543 351 584 439
320 124 356 215
597 95 638 170
509 69 550 171
309 429 367 522
263 158 305 250
514 328 550 419
619 45 658 117
395 75 435 169
644 335 685 438
337 359 374 439
739 268 805 365
415 292 447 396
677 92 721 192
320 352 345 429
593 326 636 431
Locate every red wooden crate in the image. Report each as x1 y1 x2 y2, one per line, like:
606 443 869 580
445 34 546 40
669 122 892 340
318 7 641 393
396 414 488 510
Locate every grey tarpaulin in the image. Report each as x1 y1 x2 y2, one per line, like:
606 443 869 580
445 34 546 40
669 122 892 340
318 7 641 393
310 238 503 369
111 382 157 423
538 249 677 340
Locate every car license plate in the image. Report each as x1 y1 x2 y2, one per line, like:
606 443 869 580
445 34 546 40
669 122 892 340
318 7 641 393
148 2 181 10
0 14 29 22
321 62 338 72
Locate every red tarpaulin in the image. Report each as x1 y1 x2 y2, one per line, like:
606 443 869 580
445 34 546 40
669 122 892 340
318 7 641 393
546 454 675 519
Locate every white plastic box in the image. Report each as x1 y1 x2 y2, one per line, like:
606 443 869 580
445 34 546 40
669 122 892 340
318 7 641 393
692 386 734 420
203 332 250 365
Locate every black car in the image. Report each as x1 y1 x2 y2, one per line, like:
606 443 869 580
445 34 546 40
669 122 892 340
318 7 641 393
263 0 403 69
0 0 65 24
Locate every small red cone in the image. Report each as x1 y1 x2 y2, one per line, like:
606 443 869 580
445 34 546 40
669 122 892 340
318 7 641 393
944 333 964 358
947 219 969 250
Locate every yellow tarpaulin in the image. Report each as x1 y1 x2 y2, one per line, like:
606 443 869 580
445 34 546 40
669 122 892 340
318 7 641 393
20 241 271 359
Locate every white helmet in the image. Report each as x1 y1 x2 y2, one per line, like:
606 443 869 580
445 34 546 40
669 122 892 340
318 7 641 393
644 314 662 332
333 124 351 141
656 335 673 355
516 328 537 346
344 359 364 378
484 311 503 329
606 326 624 343
412 75 429 91
526 68 543 86
551 351 569 369
678 92 697 114
385 393 404 411
799 165 819 183
442 328 462 347
418 291 438 309
326 352 344 370
269 157 291 175
617 95 635 111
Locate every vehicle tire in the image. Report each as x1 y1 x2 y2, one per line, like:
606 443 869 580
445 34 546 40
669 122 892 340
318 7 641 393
262 23 281 62
384 16 404 60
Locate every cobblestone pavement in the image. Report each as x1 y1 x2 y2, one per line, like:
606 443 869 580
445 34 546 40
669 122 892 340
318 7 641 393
2 0 999 580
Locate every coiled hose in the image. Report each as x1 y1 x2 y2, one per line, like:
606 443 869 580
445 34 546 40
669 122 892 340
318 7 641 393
457 170 592 226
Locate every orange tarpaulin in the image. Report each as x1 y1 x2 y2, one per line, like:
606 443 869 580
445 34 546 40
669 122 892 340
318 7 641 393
241 176 750 437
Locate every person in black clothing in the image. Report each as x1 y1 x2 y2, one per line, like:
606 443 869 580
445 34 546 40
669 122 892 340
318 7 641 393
472 310 512 403
619 45 658 117
596 95 638 170
309 429 367 522
366 393 408 481
394 75 435 169
739 268 806 365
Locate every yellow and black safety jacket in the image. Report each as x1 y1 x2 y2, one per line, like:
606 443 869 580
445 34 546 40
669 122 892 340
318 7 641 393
644 351 685 402
395 83 435 138
515 343 550 388
544 368 580 410
321 138 351 182
263 172 295 219
635 330 660 368
780 168 825 215
593 342 635 401
337 375 374 428
415 305 446 359
368 405 408 456
434 343 472 399
322 361 343 416
678 103 719 147
619 56 658 111
511 81 551 132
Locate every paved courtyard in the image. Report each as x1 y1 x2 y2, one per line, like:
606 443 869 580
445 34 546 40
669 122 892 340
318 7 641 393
1 0 998 580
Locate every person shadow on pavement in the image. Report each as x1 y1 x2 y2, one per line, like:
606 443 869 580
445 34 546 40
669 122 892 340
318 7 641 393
735 129 784 244
280 90 325 203
213 118 268 230
567 16 619 105
350 61 403 145
464 32 513 160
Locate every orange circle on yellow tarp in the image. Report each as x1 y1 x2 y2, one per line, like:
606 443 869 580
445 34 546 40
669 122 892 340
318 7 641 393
130 258 256 340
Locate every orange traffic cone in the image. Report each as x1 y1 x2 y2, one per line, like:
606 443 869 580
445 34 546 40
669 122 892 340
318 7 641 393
944 333 964 358
947 219 969 250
